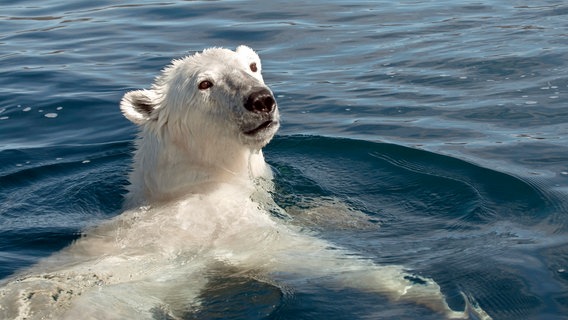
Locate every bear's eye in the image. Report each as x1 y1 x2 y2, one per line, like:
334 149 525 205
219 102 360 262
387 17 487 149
198 80 213 90
249 62 258 73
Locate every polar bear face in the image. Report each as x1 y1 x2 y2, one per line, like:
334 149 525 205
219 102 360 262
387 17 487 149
119 46 279 204
121 45 279 150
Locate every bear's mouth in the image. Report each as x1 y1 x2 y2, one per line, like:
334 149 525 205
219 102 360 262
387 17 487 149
244 120 276 136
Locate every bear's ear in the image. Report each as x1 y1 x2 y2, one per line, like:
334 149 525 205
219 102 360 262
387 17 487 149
120 89 158 125
236 45 261 71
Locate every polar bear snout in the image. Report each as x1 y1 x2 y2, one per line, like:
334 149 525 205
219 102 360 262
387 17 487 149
240 87 280 147
244 88 276 114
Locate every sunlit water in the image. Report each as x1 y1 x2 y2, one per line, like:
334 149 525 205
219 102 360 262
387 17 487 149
1 1 567 319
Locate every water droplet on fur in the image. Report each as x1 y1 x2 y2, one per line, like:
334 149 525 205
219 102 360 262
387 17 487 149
44 113 58 118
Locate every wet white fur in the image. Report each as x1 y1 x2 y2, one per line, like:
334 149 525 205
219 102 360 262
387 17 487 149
0 46 489 319
121 45 278 206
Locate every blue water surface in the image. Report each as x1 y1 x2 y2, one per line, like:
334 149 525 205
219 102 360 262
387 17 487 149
1 1 568 319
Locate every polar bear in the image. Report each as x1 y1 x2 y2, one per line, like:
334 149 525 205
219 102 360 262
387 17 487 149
0 46 489 319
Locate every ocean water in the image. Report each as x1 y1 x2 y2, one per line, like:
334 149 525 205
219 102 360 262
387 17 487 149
1 0 567 319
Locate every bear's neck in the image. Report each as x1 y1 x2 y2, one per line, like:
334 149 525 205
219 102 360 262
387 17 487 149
125 133 271 207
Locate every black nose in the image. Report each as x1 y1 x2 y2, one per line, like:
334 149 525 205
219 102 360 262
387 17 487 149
244 88 276 113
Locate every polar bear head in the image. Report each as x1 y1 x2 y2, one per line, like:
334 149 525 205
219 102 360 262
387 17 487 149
120 46 280 205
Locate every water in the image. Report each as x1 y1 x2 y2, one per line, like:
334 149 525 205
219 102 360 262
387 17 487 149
1 0 567 319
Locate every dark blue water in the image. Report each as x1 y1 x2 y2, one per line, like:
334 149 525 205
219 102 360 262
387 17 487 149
1 1 567 319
